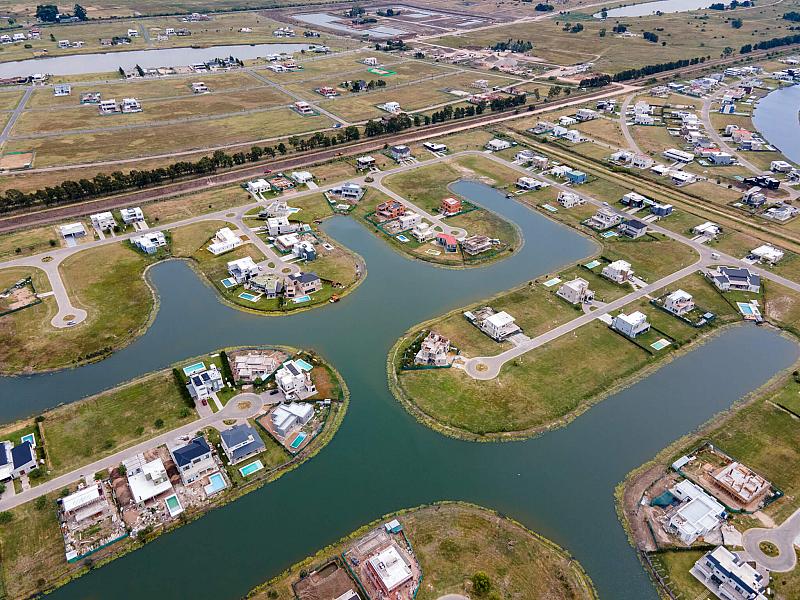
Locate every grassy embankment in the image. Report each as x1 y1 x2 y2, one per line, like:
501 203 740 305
246 502 597 600
0 347 348 600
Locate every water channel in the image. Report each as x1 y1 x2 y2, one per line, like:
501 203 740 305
2 181 796 599
595 0 719 18
752 84 800 166
0 43 312 78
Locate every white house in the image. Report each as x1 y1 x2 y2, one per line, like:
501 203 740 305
668 479 726 544
556 278 594 305
120 206 144 224
479 311 520 341
270 402 314 438
602 259 634 284
707 266 760 293
412 222 436 242
186 364 224 401
557 191 583 208
363 56 379 66
291 171 314 184
619 219 648 239
246 179 271 195
59 222 87 242
169 436 216 485
692 221 720 238
379 101 402 114
331 182 363 200
671 170 697 186
516 176 546 190
423 142 447 153
750 244 784 264
275 360 317 400
612 311 650 338
485 138 511 152
691 546 767 600
576 108 598 121
90 212 116 231
207 227 243 255
663 148 695 163
131 231 167 254
398 212 421 231
515 150 548 169
770 160 793 173
635 113 655 125
356 156 376 170
587 207 621 230
124 455 173 505
227 256 260 283
664 289 695 316
267 216 297 236
121 97 142 113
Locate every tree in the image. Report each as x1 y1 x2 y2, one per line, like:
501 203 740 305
154 418 164 428
74 3 87 20
34 496 48 510
0 511 12 524
36 4 59 22
731 18 743 28
472 572 492 595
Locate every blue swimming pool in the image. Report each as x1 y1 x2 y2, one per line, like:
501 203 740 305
396 234 410 243
204 472 227 496
239 460 264 477
239 292 260 302
294 358 313 371
20 433 35 447
292 295 311 304
290 432 307 449
220 277 237 289
182 362 205 376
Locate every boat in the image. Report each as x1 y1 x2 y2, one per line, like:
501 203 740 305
329 295 340 303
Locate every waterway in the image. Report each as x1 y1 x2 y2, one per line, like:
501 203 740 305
595 0 718 18
1 181 796 600
0 43 311 78
752 84 800 165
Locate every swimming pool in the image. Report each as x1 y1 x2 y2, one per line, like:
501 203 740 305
650 338 672 351
239 292 260 302
220 277 237 289
164 494 184 517
543 277 562 288
396 234 410 243
239 460 264 477
584 259 601 269
290 432 307 449
601 231 618 238
294 358 314 371
20 433 35 447
203 472 227 496
182 362 205 376
542 204 558 213
293 295 311 304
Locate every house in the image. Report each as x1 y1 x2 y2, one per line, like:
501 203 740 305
763 203 800 222
744 176 780 190
750 244 784 264
267 216 297 236
693 221 720 238
275 233 301 252
557 191 584 208
587 208 622 230
207 227 242 255
54 83 71 96
620 192 648 208
292 240 316 261
515 150 548 169
186 365 223 401
270 402 314 438
170 437 215 485
461 235 493 256
249 273 283 298
397 212 421 231
423 142 447 153
707 266 760 293
191 82 208 94
478 310 520 341
368 545 413 594
485 138 512 152
556 278 594 305
602 259 634 284
559 115 577 126
59 222 87 242
261 201 290 219
57 39 70 48
124 455 173 504
664 289 695 316
632 154 654 169
316 86 338 97
285 272 322 298
611 150 633 164
668 479 726 544
612 311 651 338
0 441 36 480
563 129 583 143
294 101 314 115
376 200 406 220
691 546 767 600
127 28 139 37
220 423 265 465
436 233 458 253
389 145 411 162
121 98 142 113
131 231 167 254
356 156 376 170
414 332 451 366
619 219 648 239
707 151 734 165
516 176 545 191
228 256 260 283
363 56 379 66
663 148 695 163
289 171 313 186
230 352 279 383
576 108 598 121
634 113 655 126
565 170 587 185
440 196 462 215
269 177 294 192
712 462 770 507
412 222 436 242
634 100 652 114
275 359 317 400
90 212 116 231
120 206 144 224
379 101 402 114
99 98 118 114
770 160 793 173
332 182 364 201
59 483 111 527
651 203 673 217
671 171 696 186
247 179 271 195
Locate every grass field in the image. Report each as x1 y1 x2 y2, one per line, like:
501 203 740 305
247 502 595 600
0 223 59 259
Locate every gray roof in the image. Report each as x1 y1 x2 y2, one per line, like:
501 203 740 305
11 442 34 470
172 437 210 467
220 424 265 462
624 219 648 230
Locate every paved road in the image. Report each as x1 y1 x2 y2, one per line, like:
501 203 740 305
246 69 348 126
742 507 800 571
0 391 267 511
619 93 645 155
0 85 32 144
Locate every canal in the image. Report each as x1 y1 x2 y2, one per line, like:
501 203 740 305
1 182 796 599
752 84 800 166
595 0 722 18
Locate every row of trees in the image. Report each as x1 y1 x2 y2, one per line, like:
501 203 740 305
741 33 800 53
612 56 705 81
579 74 612 88
643 31 659 43
491 39 534 53
784 11 800 21
35 3 86 22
